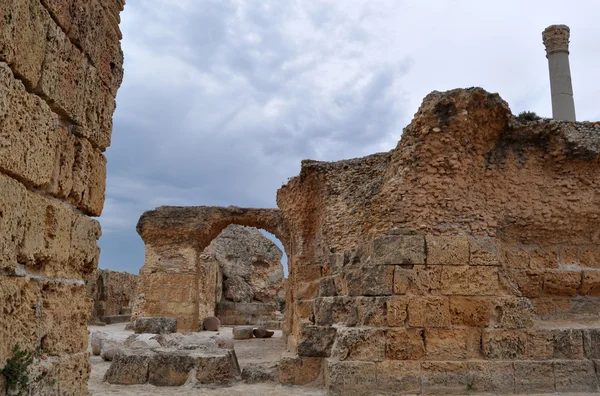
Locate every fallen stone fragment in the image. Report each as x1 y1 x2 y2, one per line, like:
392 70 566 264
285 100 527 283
233 326 254 340
100 341 121 362
253 327 275 338
241 363 278 383
104 349 154 385
203 316 221 331
134 317 177 334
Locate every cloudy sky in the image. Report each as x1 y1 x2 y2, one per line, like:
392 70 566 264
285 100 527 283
98 0 600 275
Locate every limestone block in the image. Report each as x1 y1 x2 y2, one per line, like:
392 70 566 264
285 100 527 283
318 276 338 297
421 361 469 394
232 326 254 340
412 265 443 294
500 244 530 269
39 0 73 33
345 266 393 296
297 325 337 357
253 328 274 338
68 214 101 278
356 296 388 326
193 349 241 384
440 266 501 295
407 296 450 327
52 352 90 395
331 327 385 362
580 270 600 296
529 245 559 269
147 349 195 386
385 328 424 360
295 264 322 284
554 360 599 393
559 245 600 268
325 360 377 396
552 329 584 359
375 361 421 394
424 328 481 360
202 316 220 331
514 362 554 394
482 330 527 359
90 331 105 355
525 330 553 360
0 62 59 188
386 295 409 327
135 317 177 334
467 361 515 394
468 237 499 266
278 353 322 386
295 299 314 322
392 267 414 294
100 340 120 361
0 173 27 271
241 363 278 383
505 269 543 297
542 270 581 297
67 136 107 216
314 297 357 327
426 235 469 265
0 0 48 88
583 329 600 358
449 297 491 327
371 234 425 265
491 297 534 329
104 348 153 385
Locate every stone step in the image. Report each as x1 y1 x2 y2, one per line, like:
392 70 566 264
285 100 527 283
99 314 131 324
120 307 132 315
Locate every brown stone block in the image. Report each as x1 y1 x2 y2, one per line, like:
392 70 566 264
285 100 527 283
318 275 341 297
376 361 421 394
412 265 443 294
279 354 322 386
54 352 91 395
356 296 388 326
560 245 600 268
530 297 573 319
313 297 356 327
421 361 469 394
529 245 559 269
580 270 600 297
39 0 73 32
325 360 377 396
449 297 491 327
332 328 385 361
505 269 543 297
392 266 414 294
48 126 76 199
554 360 599 393
297 325 337 358
0 62 60 188
386 295 408 326
0 0 49 88
491 297 534 329
542 271 581 297
0 173 27 271
468 236 499 266
583 329 600 358
514 361 554 393
407 296 450 327
371 234 425 265
68 213 101 278
364 265 394 296
525 330 553 360
552 329 584 359
0 277 41 363
295 299 314 322
467 361 515 394
295 264 322 284
385 328 424 360
482 330 527 359
424 328 481 360
500 244 530 269
440 266 501 295
426 235 469 265
294 280 319 300
67 136 107 216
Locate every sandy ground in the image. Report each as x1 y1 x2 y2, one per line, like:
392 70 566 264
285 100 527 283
87 323 325 396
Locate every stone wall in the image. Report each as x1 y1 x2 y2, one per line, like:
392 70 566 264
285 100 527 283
86 269 138 321
0 0 124 394
216 301 281 328
136 89 600 393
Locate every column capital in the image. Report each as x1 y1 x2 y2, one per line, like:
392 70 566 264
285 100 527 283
543 24 570 55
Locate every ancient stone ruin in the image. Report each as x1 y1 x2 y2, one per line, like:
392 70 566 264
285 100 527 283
0 0 124 394
137 88 600 393
86 269 138 325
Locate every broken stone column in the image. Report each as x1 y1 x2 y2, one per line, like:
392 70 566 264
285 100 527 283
543 24 576 121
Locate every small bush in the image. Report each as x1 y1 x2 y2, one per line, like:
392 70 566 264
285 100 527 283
1 344 33 393
517 111 541 122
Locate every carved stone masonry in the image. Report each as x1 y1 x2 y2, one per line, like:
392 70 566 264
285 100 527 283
543 24 570 55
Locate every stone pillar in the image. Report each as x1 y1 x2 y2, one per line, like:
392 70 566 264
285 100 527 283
543 25 576 121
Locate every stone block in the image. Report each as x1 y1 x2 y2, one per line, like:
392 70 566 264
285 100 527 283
332 327 385 361
297 325 337 357
318 276 338 297
67 136 107 216
39 0 73 33
294 299 314 322
491 297 534 329
0 173 27 271
325 360 377 396
440 266 501 295
514 362 554 394
529 245 559 269
424 328 481 360
278 354 322 386
0 0 49 88
482 330 527 359
295 264 322 283
468 237 499 266
233 326 254 340
385 328 424 360
104 348 153 384
560 245 600 268
193 349 241 384
580 270 600 296
426 235 469 265
552 329 584 359
135 317 177 334
500 244 530 269
525 330 553 360
202 316 220 331
449 297 491 327
253 328 274 338
68 213 101 278
371 234 425 265
241 364 277 383
505 269 543 297
376 361 421 394
392 266 414 294
407 296 450 328
467 361 514 394
554 360 599 393
52 352 90 395
542 271 581 297
0 62 59 188
386 295 409 327
421 361 469 394
364 266 394 296
313 297 357 327
147 350 195 386
583 329 600 358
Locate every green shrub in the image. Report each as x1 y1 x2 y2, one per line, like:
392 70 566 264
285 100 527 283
1 344 33 394
517 111 541 122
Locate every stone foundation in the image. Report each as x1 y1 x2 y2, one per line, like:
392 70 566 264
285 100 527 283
0 0 123 394
217 301 282 328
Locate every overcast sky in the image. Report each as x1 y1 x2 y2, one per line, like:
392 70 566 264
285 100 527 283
98 0 600 275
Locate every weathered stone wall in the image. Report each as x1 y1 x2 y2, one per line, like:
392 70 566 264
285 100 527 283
86 269 138 320
216 301 281 328
0 0 124 394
